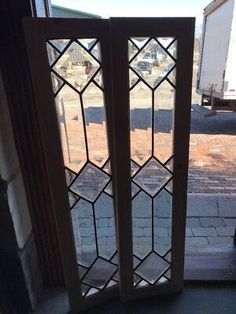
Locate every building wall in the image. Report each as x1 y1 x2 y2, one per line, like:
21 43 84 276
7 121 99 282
51 5 101 18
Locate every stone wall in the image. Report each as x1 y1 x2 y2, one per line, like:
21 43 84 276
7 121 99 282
71 189 172 263
0 71 42 311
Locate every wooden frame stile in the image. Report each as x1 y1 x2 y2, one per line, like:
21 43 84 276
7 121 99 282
171 20 195 290
110 17 195 300
23 18 119 313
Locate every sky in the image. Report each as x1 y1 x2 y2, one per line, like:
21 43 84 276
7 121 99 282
51 0 211 26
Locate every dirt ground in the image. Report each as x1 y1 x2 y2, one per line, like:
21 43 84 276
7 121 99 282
53 56 235 194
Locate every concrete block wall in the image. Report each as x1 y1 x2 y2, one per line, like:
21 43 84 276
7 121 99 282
71 191 172 262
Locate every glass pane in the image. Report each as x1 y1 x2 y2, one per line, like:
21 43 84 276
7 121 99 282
47 43 60 65
70 163 109 202
154 190 172 256
51 72 63 94
47 38 117 298
129 67 144 88
82 258 117 289
165 39 177 59
94 70 103 88
165 158 173 193
130 38 157 88
78 38 97 51
131 160 140 177
132 182 140 198
55 85 87 173
154 80 175 163
128 39 139 61
130 83 152 165
68 191 80 208
91 42 102 61
81 284 90 297
71 199 97 267
95 193 117 259
135 252 169 284
65 167 76 185
52 41 100 92
83 83 108 166
129 38 176 89
130 38 149 53
132 192 152 259
49 39 70 52
133 158 172 196
129 37 175 288
156 37 174 49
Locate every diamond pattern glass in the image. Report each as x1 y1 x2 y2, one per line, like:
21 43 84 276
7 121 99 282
129 38 176 89
133 158 171 196
129 37 175 288
91 43 101 61
79 265 88 278
49 39 70 53
129 67 144 88
47 38 118 298
81 284 90 296
136 280 149 288
65 168 76 186
78 38 97 51
45 32 178 297
52 41 100 92
128 40 139 61
131 161 140 177
129 38 149 56
86 288 99 296
47 43 60 65
132 182 140 198
51 72 63 94
165 269 171 280
68 191 79 208
135 252 169 284
156 37 174 49
94 70 103 88
83 258 117 289
104 181 113 196
103 160 111 174
70 163 109 202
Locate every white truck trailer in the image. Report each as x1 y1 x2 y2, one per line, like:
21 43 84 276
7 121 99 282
197 0 236 111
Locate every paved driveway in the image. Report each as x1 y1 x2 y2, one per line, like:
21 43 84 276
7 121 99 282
62 102 236 254
185 108 236 252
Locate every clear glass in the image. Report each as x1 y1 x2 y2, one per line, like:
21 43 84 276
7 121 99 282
55 85 86 173
132 191 152 259
154 190 172 256
130 83 152 165
47 38 118 297
154 80 175 163
129 37 175 287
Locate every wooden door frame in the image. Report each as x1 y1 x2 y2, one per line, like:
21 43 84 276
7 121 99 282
23 17 119 313
110 17 194 300
24 17 194 312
